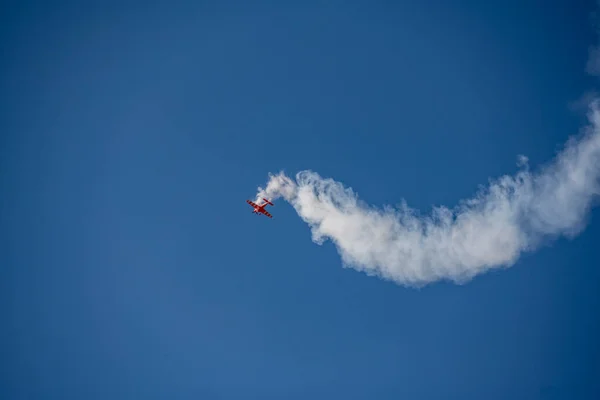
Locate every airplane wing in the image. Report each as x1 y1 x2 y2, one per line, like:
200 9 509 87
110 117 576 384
246 200 258 208
262 210 273 218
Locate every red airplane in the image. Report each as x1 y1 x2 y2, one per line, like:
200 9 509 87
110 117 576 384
246 198 274 218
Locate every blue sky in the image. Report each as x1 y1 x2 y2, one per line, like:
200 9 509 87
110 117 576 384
2 0 599 398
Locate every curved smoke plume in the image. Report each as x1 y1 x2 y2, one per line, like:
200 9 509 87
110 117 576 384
255 102 600 287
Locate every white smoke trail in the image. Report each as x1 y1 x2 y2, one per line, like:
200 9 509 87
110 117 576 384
255 101 600 287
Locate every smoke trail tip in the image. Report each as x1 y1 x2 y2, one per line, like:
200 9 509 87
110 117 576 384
254 170 298 204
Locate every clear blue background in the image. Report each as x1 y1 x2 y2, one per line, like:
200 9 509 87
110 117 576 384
2 0 599 398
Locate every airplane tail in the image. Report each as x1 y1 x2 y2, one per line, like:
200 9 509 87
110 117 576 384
263 198 274 206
